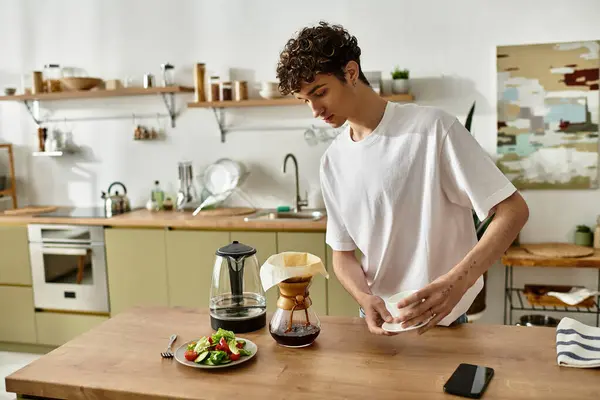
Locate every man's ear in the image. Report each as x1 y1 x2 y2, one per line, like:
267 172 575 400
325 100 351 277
344 61 360 84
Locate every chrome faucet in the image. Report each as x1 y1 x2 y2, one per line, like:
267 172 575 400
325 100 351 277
283 153 308 212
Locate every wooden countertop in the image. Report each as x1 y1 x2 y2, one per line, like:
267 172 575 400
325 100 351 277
6 307 600 400
502 245 600 268
0 208 327 232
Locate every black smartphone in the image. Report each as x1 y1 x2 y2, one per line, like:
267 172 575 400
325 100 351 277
443 363 494 399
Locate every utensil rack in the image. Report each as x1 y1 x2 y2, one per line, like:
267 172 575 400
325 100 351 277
188 93 415 143
0 86 194 128
502 248 600 327
0 143 18 209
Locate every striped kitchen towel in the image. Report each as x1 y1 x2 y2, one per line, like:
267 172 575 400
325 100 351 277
556 317 600 368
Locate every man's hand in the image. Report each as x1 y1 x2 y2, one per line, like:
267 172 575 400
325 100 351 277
394 270 470 335
359 294 398 336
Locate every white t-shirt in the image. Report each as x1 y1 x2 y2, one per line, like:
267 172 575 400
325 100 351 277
319 102 517 326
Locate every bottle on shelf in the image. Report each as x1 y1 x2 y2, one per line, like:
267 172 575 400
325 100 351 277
151 180 165 210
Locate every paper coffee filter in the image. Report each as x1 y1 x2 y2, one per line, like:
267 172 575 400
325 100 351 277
260 251 329 292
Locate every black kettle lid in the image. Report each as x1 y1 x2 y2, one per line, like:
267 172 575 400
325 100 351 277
216 241 256 258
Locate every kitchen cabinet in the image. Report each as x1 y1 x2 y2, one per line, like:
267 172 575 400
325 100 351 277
230 231 278 312
0 286 36 344
0 225 32 285
326 247 361 317
165 230 230 309
276 232 328 316
105 228 169 315
35 312 108 346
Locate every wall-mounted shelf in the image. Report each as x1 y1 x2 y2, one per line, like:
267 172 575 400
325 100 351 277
32 151 66 157
0 86 194 128
0 86 193 102
188 93 415 142
189 97 301 108
188 93 413 108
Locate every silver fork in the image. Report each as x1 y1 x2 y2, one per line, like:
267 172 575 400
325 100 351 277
161 334 177 358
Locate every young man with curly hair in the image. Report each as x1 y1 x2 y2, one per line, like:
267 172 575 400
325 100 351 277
276 22 529 336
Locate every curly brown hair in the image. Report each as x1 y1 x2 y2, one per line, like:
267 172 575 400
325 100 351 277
276 21 369 95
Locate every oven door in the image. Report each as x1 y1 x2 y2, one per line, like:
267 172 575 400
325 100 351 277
29 242 110 313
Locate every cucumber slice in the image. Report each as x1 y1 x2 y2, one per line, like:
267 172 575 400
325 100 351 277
194 351 209 363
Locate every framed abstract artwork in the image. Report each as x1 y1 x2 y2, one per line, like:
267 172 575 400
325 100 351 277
496 40 599 189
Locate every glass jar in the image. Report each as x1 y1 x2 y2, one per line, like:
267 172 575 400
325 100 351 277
220 81 233 101
44 64 62 92
234 80 248 101
269 276 321 347
161 63 175 86
210 76 220 101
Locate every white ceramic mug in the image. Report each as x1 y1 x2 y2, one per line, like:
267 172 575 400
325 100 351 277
384 290 420 318
260 81 279 93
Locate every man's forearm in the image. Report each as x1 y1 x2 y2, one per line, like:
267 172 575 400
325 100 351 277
332 250 373 307
453 192 529 287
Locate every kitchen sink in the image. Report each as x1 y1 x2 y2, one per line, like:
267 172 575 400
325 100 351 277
244 209 326 222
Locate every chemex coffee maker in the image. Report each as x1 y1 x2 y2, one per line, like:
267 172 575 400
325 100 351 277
260 251 329 348
210 241 267 333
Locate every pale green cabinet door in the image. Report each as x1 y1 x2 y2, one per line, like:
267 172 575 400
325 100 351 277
0 286 36 343
230 231 278 313
276 233 328 316
166 230 230 309
326 247 361 317
0 225 32 285
35 312 108 346
105 228 168 316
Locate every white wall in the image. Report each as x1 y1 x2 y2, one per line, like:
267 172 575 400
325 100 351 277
1 0 600 324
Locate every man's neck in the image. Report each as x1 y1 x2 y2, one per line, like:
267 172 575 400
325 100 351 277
348 85 388 142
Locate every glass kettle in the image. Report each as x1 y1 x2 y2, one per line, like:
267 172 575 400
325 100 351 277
209 241 266 333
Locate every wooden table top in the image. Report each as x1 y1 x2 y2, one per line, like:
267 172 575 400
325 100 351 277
6 307 600 400
502 245 600 268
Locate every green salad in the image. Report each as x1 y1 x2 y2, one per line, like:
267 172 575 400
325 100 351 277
183 328 252 366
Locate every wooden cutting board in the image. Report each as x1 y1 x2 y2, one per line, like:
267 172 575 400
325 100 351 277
522 242 595 258
192 207 256 217
2 206 58 215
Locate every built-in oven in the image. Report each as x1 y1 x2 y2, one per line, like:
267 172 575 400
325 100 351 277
28 224 109 313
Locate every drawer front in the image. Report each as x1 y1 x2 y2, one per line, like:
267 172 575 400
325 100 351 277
0 286 36 343
35 312 108 346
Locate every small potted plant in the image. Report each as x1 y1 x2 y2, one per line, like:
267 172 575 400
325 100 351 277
391 67 410 94
575 225 593 246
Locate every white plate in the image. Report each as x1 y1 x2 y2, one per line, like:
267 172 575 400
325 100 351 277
174 337 258 369
382 317 432 333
